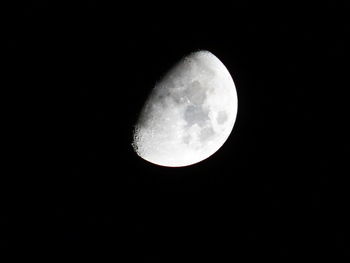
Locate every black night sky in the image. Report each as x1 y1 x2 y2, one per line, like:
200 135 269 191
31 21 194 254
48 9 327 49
4 1 349 261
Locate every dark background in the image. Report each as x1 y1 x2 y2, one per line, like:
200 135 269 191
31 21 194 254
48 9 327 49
4 1 349 261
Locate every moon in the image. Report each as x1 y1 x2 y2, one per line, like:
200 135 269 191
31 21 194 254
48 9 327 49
132 50 238 167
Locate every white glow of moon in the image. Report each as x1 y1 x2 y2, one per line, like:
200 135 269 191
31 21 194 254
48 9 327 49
132 50 238 167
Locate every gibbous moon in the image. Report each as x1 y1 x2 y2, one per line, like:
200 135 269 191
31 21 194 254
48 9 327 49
132 50 238 167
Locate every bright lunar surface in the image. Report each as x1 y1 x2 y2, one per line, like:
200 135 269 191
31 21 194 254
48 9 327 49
132 50 238 167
